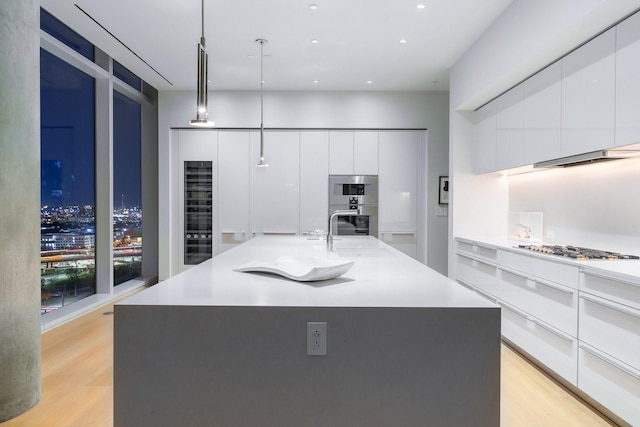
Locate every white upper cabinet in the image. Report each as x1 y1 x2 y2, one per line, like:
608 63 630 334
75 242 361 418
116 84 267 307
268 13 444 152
561 28 616 156
496 83 524 170
615 11 640 147
299 131 329 234
523 61 562 164
473 100 497 174
378 130 417 233
250 130 300 235
217 130 251 254
329 130 379 175
353 131 379 175
329 130 354 174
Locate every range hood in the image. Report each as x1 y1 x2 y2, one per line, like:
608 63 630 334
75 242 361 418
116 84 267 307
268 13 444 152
533 147 640 168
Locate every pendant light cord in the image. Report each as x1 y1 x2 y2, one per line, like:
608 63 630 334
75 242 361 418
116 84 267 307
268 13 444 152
200 0 205 45
256 39 268 166
260 40 264 133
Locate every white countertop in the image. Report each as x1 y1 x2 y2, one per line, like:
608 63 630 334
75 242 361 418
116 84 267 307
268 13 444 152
456 236 640 285
119 236 496 308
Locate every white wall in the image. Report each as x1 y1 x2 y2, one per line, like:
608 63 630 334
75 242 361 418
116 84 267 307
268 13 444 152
509 159 640 254
158 90 450 279
448 0 640 276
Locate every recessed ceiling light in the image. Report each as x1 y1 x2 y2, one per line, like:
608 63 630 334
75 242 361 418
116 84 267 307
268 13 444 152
417 4 426 9
367 80 373 84
311 39 319 44
400 39 408 44
309 4 318 10
313 80 319 84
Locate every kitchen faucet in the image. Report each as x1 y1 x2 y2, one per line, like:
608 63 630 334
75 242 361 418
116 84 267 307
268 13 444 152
327 209 359 251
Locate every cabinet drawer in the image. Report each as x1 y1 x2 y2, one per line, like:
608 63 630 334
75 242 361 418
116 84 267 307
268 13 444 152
580 271 640 310
501 304 577 385
579 294 640 369
455 253 501 296
498 250 579 289
498 267 578 336
456 240 498 261
578 344 640 427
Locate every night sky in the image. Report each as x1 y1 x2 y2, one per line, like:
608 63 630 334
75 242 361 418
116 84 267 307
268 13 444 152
40 49 142 208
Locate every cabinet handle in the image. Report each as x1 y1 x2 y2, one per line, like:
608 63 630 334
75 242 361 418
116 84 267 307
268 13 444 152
499 301 574 342
579 343 640 380
499 267 574 294
252 231 298 236
498 300 530 320
455 278 476 291
582 271 640 289
221 231 246 235
472 242 498 251
381 231 415 236
528 276 574 294
580 294 640 319
473 287 498 303
457 253 498 268
498 266 529 280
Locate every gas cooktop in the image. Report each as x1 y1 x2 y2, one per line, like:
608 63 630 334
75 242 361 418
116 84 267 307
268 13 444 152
517 244 639 260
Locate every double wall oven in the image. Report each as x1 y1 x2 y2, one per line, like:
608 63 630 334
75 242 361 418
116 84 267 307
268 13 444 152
329 175 378 236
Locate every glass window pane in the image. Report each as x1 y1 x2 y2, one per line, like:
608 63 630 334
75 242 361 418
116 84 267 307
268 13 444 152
40 49 96 313
113 60 142 91
40 8 95 62
113 90 142 285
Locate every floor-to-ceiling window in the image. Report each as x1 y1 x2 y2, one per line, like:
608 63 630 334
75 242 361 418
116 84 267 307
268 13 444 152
40 8 157 318
113 89 142 285
40 49 96 312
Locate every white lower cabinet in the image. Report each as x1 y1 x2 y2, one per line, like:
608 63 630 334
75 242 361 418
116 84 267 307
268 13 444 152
498 266 578 336
578 344 640 426
579 293 640 369
454 238 640 422
501 303 578 385
577 289 640 425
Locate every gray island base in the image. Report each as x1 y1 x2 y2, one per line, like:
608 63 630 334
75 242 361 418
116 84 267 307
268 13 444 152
114 236 500 427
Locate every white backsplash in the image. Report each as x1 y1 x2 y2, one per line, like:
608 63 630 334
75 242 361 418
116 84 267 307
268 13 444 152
508 157 640 254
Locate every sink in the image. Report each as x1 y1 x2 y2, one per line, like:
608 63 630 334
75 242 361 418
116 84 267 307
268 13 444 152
336 248 389 258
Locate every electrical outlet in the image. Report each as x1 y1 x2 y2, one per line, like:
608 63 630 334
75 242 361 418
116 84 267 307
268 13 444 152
307 322 327 356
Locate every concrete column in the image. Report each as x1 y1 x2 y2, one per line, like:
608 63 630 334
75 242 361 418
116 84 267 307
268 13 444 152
0 0 42 422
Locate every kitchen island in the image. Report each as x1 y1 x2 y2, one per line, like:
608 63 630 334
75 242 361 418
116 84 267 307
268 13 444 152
114 236 500 427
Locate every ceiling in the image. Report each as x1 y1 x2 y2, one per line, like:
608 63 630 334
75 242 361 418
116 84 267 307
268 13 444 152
40 0 513 92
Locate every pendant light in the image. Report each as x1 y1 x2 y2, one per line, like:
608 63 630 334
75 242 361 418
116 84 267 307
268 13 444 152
189 0 214 127
256 38 269 167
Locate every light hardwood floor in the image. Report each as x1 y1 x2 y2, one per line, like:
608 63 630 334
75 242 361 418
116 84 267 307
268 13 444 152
4 298 617 427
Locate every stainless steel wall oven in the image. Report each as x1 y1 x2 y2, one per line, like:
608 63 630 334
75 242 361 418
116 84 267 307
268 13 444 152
329 175 378 236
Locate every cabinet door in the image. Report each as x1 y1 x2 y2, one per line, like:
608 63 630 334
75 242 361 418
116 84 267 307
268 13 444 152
615 11 640 147
379 130 417 233
473 101 497 174
353 131 379 175
523 61 562 163
496 84 524 170
217 130 251 254
300 131 329 234
329 130 354 174
250 130 300 235
561 28 616 156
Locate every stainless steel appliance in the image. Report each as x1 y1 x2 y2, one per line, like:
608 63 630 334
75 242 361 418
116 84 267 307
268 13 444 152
517 244 639 260
329 175 378 236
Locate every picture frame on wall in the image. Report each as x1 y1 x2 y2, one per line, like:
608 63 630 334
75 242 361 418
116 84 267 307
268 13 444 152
439 176 449 205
